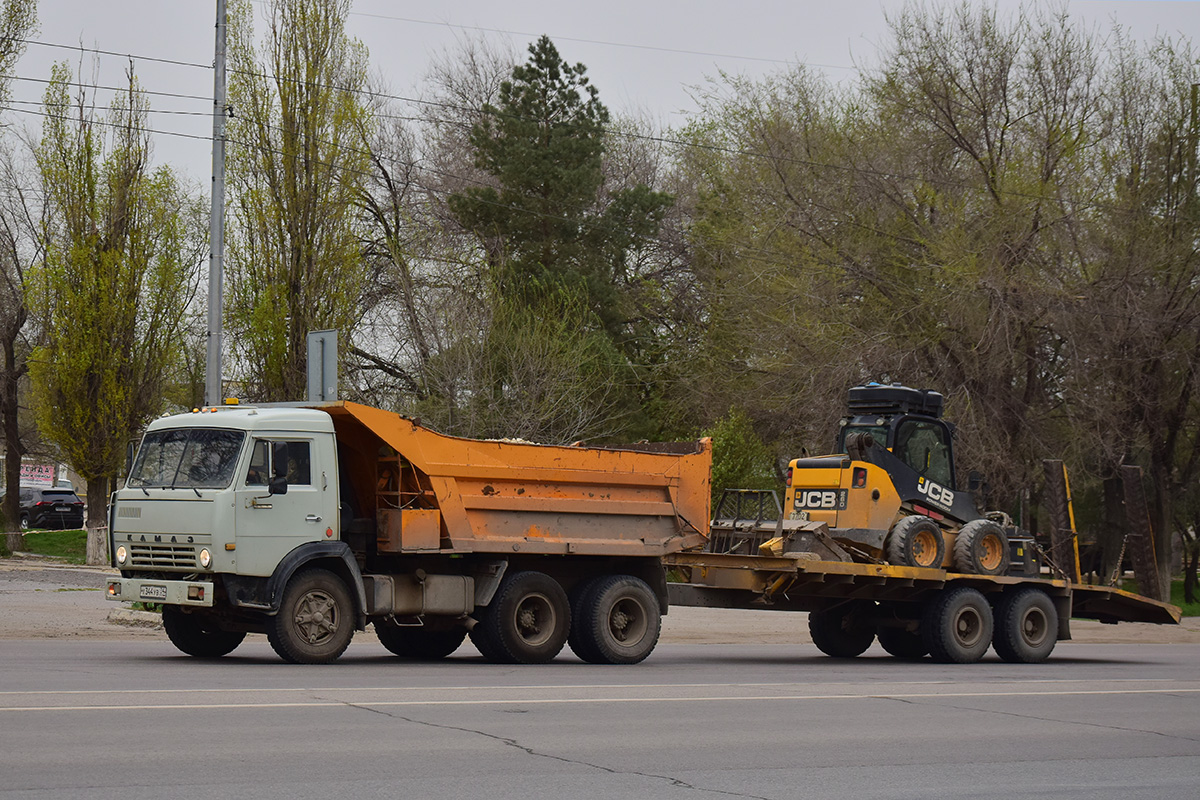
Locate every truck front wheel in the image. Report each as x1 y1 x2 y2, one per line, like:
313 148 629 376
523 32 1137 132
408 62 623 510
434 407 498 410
162 606 245 658
809 600 876 658
471 571 569 664
267 568 355 664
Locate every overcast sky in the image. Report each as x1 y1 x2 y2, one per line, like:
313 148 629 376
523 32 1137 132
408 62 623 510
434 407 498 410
8 0 1200 183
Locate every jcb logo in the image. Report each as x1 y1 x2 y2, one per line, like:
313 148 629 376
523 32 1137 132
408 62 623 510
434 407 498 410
917 477 954 509
794 489 848 510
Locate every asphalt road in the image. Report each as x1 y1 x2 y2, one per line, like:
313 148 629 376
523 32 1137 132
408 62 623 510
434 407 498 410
2 637 1198 800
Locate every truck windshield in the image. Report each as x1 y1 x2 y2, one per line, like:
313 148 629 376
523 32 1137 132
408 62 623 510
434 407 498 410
128 428 246 489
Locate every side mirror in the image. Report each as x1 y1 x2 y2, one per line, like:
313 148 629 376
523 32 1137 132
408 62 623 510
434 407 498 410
968 471 985 493
268 476 288 496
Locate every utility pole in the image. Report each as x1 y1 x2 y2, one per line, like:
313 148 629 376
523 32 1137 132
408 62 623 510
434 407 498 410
205 0 228 406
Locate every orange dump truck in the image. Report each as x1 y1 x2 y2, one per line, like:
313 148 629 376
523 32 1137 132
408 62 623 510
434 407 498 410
106 401 711 664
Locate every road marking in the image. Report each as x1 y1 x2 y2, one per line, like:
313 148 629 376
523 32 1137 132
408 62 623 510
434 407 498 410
0 677 1187 697
4 687 1200 712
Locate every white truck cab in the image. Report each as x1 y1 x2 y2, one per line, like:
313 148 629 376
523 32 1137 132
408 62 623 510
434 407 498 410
108 406 341 608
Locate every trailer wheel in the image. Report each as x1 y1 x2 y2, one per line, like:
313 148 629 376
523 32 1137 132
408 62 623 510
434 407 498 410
374 622 466 660
921 587 993 663
267 568 355 664
885 516 945 568
472 571 569 664
572 575 661 665
993 587 1058 663
162 606 245 658
952 519 1010 576
809 601 876 658
876 626 928 660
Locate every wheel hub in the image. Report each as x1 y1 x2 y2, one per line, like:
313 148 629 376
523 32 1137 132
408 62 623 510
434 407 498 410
294 590 338 644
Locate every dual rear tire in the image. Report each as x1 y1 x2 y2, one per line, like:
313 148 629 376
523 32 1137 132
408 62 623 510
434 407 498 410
468 571 663 665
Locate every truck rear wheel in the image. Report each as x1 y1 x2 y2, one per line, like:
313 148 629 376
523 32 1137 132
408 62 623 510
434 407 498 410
809 601 876 658
267 568 355 664
162 606 245 658
876 626 928 659
374 622 466 660
885 516 945 568
952 519 1010 575
921 586 993 663
472 571 569 664
993 587 1057 663
571 575 661 664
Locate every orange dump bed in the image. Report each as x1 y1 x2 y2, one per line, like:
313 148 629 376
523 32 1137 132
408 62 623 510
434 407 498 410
319 402 711 557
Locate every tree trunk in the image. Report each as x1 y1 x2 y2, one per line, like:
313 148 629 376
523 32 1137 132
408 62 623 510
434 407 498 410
84 474 110 566
1 332 25 548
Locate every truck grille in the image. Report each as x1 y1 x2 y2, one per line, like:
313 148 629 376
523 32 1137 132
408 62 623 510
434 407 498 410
129 543 197 568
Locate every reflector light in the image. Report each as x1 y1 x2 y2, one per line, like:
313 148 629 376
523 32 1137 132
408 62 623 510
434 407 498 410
187 585 205 601
852 467 867 489
107 583 120 597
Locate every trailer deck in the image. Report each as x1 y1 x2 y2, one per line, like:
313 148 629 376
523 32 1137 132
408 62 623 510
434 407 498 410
665 551 1181 627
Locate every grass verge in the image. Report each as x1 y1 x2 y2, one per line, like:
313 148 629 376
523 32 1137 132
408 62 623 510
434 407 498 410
20 529 87 564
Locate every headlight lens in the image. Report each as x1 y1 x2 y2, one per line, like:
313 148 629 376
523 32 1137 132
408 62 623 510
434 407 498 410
115 545 127 565
199 548 212 568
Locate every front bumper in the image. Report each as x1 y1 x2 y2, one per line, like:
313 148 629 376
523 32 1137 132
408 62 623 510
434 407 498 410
106 577 215 607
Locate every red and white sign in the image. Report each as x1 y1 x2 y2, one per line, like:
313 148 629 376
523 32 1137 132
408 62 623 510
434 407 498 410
19 464 55 486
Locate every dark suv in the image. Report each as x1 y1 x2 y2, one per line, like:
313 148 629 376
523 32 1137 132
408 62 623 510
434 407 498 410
3 487 85 530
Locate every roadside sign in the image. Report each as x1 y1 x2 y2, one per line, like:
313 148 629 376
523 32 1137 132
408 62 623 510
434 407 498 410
20 464 55 486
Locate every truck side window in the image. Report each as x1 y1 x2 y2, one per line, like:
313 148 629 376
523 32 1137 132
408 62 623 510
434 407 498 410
895 420 952 488
285 441 311 486
245 440 269 485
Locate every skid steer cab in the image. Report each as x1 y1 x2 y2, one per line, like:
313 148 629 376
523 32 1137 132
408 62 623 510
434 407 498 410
786 384 1033 576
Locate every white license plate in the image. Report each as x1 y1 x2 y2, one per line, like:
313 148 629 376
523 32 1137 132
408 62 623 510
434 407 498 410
139 585 168 601
55 505 70 512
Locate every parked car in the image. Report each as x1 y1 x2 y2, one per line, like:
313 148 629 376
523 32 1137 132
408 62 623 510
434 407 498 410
1 486 85 530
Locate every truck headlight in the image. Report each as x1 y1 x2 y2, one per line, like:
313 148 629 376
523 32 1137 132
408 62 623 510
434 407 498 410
115 545 128 565
199 548 212 569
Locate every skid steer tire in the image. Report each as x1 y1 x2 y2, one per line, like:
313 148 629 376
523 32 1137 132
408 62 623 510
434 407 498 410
809 601 876 658
885 516 946 569
993 587 1057 663
921 587 993 664
953 519 1010 576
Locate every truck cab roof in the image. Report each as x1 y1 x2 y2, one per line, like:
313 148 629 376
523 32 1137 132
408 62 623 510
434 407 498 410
147 405 336 435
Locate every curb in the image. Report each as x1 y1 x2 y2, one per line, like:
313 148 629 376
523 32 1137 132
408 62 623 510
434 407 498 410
106 609 163 629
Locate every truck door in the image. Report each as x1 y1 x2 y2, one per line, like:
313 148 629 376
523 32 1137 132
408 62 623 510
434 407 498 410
233 437 334 576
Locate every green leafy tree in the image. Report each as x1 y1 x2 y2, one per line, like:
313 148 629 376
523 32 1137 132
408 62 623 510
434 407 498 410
448 35 672 338
226 0 372 400
703 407 780 511
29 63 201 561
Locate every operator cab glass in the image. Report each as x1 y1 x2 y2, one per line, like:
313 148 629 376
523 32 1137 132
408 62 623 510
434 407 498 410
837 424 889 452
894 419 953 487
